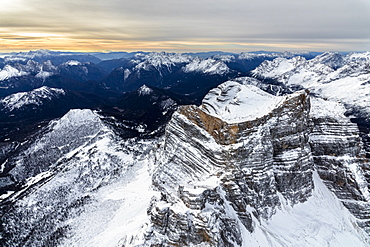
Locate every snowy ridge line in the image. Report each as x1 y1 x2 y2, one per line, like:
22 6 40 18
0 86 65 111
0 65 29 81
252 52 370 116
0 128 108 205
0 170 56 207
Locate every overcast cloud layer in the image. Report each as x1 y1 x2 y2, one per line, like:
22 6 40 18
0 0 369 52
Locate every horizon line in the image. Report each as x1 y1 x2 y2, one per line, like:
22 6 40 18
0 48 368 55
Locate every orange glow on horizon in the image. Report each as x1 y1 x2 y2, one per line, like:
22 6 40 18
0 36 345 53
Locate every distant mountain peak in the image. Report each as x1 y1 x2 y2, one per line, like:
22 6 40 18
0 65 30 81
63 60 82 66
0 86 65 111
183 58 230 75
137 84 153 96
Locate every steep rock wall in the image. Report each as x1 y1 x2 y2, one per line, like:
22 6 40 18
149 89 314 246
309 98 370 233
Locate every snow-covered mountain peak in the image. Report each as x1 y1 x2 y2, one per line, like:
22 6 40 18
134 52 192 72
0 64 29 81
137 84 153 96
213 54 236 62
50 109 102 131
251 51 370 117
252 56 307 78
237 51 311 60
64 60 82 66
310 52 345 69
1 51 370 246
238 52 274 60
201 81 283 123
145 52 192 63
183 57 230 75
0 86 65 111
346 52 370 63
18 49 53 58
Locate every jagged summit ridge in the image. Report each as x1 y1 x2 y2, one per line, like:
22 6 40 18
1 108 158 247
183 57 230 75
252 51 370 117
0 86 65 111
0 64 29 81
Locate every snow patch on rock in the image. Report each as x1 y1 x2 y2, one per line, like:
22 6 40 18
245 172 370 247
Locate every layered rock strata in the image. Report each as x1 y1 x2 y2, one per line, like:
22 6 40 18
149 83 314 246
309 98 370 233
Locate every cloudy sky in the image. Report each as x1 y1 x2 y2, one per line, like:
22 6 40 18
1 0 369 52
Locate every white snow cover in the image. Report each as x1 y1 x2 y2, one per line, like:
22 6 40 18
214 54 236 62
251 52 370 116
35 70 54 79
123 68 131 80
7 109 157 247
237 51 303 60
18 49 52 58
0 65 29 81
310 97 347 120
134 52 192 72
201 81 283 123
64 60 81 66
238 52 271 60
347 51 370 63
2 51 370 246
61 156 158 247
3 57 28 62
0 86 65 111
51 108 99 131
243 172 370 247
310 97 370 202
183 57 230 75
252 56 307 78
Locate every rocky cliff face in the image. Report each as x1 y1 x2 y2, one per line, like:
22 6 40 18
250 51 370 237
309 98 370 233
146 82 368 246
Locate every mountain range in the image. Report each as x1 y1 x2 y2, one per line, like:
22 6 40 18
0 50 369 246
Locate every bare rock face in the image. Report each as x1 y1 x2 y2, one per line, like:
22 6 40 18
149 83 314 246
146 80 370 246
309 98 370 233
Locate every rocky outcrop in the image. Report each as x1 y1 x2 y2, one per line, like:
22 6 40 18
309 98 370 233
149 83 314 246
